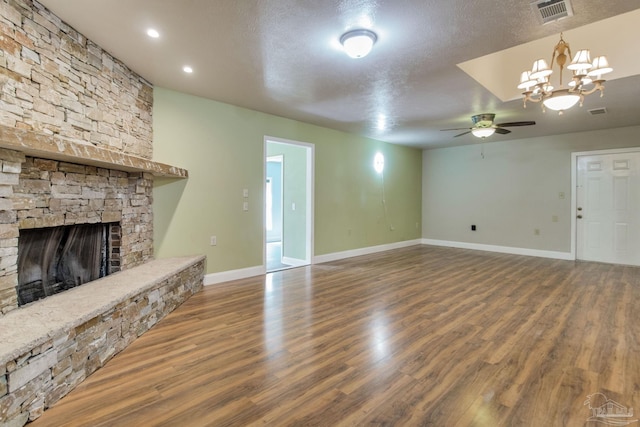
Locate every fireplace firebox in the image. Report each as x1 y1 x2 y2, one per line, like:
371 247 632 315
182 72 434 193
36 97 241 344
16 223 121 306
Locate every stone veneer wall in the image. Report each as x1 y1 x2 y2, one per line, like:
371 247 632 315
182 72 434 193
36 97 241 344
0 256 205 426
0 148 154 315
0 0 158 315
0 0 153 158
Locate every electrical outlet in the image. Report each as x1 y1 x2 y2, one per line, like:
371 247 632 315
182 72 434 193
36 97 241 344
534 229 540 236
243 188 249 198
243 201 248 211
210 235 217 246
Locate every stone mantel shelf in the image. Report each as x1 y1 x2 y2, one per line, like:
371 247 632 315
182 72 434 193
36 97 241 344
0 125 188 178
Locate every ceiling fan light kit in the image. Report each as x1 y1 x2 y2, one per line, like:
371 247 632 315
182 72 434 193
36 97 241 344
471 128 496 138
441 113 536 139
518 33 613 114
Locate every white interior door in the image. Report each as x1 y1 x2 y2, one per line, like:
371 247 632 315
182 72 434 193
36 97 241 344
576 152 640 266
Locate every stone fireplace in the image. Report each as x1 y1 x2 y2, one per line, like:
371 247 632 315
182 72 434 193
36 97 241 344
0 1 202 425
0 152 155 315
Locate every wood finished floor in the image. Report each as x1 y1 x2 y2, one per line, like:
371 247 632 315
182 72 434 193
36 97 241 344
30 245 640 426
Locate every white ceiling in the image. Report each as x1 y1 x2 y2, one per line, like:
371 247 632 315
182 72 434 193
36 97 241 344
37 0 640 149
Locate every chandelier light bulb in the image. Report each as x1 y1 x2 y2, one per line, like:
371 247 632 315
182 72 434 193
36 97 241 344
588 56 613 77
530 59 552 80
567 49 592 71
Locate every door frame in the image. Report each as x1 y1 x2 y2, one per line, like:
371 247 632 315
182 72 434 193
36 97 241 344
263 136 315 269
570 147 640 260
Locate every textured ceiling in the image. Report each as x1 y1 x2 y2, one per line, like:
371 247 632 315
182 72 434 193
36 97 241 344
37 0 640 149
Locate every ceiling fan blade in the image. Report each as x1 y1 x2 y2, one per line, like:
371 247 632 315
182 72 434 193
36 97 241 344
495 121 536 127
440 127 471 131
453 130 471 137
494 128 511 135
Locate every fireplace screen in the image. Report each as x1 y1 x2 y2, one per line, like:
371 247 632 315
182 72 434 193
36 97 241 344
17 223 116 306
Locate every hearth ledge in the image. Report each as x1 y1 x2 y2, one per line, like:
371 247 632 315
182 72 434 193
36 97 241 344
0 125 188 178
0 255 205 366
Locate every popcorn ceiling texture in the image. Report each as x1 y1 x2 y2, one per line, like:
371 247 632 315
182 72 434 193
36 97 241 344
0 0 153 159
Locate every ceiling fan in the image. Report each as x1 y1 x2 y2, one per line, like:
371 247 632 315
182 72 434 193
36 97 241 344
441 113 536 138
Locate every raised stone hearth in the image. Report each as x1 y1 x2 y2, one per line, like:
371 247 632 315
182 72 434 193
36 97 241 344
0 255 205 426
0 2 201 425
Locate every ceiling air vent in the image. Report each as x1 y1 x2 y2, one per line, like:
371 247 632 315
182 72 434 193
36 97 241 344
588 107 607 115
531 0 574 24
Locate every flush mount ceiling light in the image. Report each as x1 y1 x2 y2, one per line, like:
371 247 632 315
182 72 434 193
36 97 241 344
340 29 377 59
518 33 612 114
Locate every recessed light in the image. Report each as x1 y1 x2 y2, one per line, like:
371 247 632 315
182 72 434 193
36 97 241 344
146 28 160 38
183 66 193 74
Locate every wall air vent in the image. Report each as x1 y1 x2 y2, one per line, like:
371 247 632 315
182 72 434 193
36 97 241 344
531 0 574 24
588 107 607 115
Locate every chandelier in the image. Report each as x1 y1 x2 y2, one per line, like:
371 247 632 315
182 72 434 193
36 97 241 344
517 33 612 114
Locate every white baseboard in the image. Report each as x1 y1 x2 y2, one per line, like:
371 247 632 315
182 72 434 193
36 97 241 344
421 238 574 260
282 256 308 267
313 239 423 264
204 265 265 286
203 238 566 286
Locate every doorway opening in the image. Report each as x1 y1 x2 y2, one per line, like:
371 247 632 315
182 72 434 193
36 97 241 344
264 137 314 272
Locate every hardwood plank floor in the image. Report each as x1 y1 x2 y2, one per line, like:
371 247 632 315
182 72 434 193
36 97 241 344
30 245 640 426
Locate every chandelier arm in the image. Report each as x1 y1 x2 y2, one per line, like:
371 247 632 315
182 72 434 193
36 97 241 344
580 82 605 96
522 92 543 108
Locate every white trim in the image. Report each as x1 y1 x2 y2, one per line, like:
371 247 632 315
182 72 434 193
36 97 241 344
570 147 640 261
204 265 265 286
282 256 307 267
422 239 573 260
313 239 422 264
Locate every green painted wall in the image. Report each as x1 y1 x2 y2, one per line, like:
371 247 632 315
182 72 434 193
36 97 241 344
266 141 308 261
153 87 422 274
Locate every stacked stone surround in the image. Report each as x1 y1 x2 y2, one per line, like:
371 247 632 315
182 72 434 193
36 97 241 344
0 0 161 314
0 256 205 426
0 2 201 425
0 149 154 315
0 0 204 426
0 0 153 158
